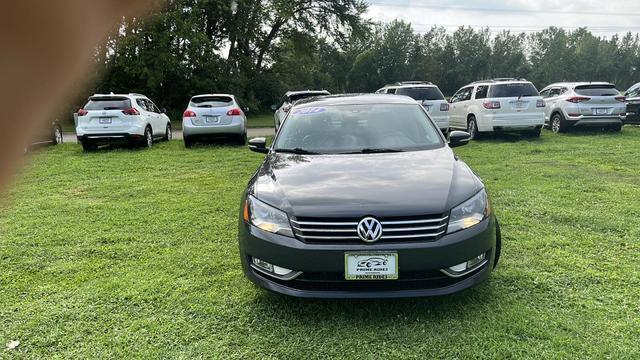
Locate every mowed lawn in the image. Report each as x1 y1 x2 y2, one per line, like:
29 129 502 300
1 128 639 358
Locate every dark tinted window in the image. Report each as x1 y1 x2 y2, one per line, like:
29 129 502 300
274 104 443 154
386 88 397 94
395 87 445 100
574 85 619 96
190 96 233 107
488 83 539 98
84 97 131 110
289 92 329 102
474 86 488 99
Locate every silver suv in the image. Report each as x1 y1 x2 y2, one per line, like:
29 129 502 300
376 81 450 135
540 82 626 133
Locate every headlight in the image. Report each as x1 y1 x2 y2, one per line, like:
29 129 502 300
447 189 490 234
244 196 294 237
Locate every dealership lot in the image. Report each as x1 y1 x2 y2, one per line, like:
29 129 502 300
1 129 639 358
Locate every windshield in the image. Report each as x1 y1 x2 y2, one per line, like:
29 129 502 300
273 104 443 154
488 83 539 98
84 97 131 110
395 87 445 101
190 96 233 108
575 85 619 97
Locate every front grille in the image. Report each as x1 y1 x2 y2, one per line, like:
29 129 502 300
290 214 449 244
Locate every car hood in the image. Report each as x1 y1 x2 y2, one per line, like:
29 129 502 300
250 147 484 218
249 147 483 217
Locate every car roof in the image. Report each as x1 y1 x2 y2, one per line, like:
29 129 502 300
293 94 418 107
544 82 615 88
285 90 330 96
384 84 437 89
191 94 235 98
90 93 146 99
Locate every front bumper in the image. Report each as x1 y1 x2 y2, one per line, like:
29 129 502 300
238 215 498 298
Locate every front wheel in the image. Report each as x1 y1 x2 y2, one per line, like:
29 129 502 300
467 116 480 140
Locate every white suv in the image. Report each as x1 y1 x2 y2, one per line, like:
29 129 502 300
540 82 625 133
449 79 545 138
76 93 171 151
376 81 450 135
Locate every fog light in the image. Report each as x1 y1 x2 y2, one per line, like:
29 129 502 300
440 252 487 278
250 257 302 281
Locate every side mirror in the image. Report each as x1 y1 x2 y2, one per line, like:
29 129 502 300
243 106 250 113
161 108 167 114
248 137 269 153
448 131 471 148
271 105 277 112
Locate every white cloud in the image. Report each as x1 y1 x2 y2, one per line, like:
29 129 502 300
365 0 640 38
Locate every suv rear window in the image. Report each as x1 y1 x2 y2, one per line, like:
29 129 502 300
395 87 445 101
190 96 233 107
488 83 539 98
289 92 329 102
84 97 131 110
575 85 619 96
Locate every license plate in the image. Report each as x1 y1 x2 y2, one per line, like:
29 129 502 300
512 101 528 109
345 252 398 280
99 117 112 124
594 108 608 115
205 116 220 124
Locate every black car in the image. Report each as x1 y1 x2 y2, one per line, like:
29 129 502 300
624 82 640 124
239 94 500 298
28 119 63 150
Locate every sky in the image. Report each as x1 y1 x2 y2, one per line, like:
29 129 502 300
365 0 640 38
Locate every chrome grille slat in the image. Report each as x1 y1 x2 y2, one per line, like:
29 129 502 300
291 214 449 243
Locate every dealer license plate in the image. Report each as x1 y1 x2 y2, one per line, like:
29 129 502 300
98 117 112 124
345 252 398 280
205 116 220 124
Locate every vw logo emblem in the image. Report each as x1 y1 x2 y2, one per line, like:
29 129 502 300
357 217 383 243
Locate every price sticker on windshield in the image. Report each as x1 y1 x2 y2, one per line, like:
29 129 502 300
292 107 326 115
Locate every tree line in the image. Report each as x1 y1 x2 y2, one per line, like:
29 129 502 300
68 0 640 121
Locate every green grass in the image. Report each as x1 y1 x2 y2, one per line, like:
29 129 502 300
246 113 275 128
1 128 639 358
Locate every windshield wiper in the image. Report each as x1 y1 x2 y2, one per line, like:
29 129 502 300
342 148 405 154
275 148 322 155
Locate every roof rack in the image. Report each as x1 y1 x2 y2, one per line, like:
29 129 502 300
471 78 528 85
129 93 146 97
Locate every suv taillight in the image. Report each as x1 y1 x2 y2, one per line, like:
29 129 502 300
122 108 140 115
615 96 626 102
440 103 449 111
227 108 242 116
536 99 546 108
183 110 196 117
483 101 501 109
566 96 590 103
77 109 88 116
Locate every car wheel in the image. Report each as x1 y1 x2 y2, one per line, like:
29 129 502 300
143 127 153 148
184 136 193 148
527 127 542 137
237 132 247 145
494 219 501 269
467 116 479 140
609 123 623 132
164 123 172 141
550 113 566 133
52 125 63 145
81 141 97 152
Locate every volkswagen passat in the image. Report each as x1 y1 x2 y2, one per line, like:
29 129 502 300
239 94 501 298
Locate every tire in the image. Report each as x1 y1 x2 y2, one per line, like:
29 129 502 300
164 123 172 141
494 220 501 269
609 123 623 132
527 127 542 137
81 141 97 152
184 136 193 148
467 116 480 140
143 126 153 149
550 113 567 133
237 132 247 145
52 125 63 145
